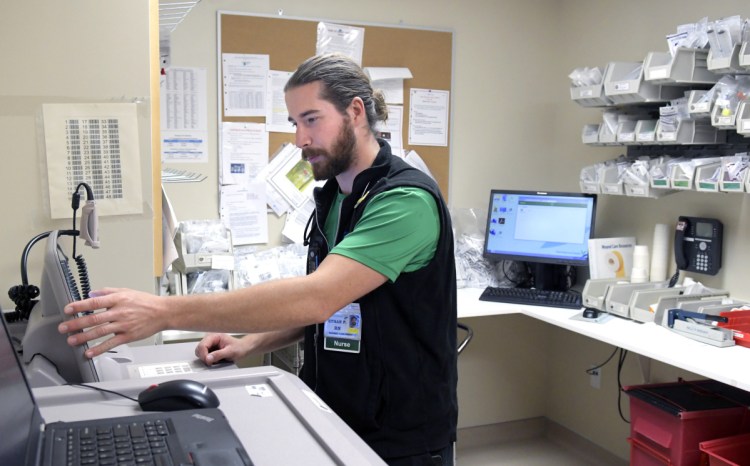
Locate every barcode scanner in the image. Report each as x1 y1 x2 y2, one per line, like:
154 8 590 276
72 182 99 250
79 200 99 249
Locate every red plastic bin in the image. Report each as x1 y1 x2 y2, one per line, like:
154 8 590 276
718 310 750 348
624 381 748 466
699 433 750 466
629 436 676 466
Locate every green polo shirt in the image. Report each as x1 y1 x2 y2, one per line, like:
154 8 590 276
324 187 440 282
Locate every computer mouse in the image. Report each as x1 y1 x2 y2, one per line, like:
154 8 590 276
582 307 601 319
137 379 220 412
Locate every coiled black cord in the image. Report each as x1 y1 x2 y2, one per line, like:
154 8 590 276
70 184 94 300
71 181 95 259
74 254 91 299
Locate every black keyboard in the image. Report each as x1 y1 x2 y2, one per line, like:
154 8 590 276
479 286 582 309
52 418 176 466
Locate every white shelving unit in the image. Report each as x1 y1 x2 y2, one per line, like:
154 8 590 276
707 43 746 75
644 48 718 85
571 39 750 198
656 119 726 145
635 119 658 143
687 89 713 118
603 61 683 104
735 100 750 136
694 162 722 192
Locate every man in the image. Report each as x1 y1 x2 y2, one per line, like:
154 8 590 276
59 53 458 465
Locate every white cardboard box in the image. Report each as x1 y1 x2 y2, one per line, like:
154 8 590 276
588 237 637 279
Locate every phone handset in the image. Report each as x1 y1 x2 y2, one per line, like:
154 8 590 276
674 217 689 271
673 215 723 276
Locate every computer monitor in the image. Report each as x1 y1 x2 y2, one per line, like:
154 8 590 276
20 230 99 386
482 189 597 291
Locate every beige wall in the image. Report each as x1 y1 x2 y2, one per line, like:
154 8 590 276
0 1 156 313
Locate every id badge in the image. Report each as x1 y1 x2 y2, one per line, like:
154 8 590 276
323 303 362 353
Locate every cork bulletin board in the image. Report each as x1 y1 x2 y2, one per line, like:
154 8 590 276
218 12 454 199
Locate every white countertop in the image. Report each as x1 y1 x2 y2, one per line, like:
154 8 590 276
457 287 750 391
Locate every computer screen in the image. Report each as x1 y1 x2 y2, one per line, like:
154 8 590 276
21 230 99 386
482 190 597 290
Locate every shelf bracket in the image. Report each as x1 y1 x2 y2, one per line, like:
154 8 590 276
637 354 651 384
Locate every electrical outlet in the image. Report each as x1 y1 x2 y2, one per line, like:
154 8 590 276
590 367 601 389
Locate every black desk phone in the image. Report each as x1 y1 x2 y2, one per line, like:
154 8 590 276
674 216 722 275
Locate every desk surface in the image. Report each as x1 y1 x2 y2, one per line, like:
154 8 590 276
34 365 385 465
457 287 750 392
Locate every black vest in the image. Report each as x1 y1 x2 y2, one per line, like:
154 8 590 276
302 140 458 460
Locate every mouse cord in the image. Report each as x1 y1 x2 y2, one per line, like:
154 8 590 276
585 347 631 424
585 347 618 375
68 383 139 403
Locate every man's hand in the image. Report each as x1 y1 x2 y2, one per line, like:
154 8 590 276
58 288 167 358
195 333 248 366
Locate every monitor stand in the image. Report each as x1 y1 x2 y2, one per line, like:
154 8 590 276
528 263 572 291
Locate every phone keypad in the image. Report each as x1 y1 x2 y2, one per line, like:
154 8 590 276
695 253 710 272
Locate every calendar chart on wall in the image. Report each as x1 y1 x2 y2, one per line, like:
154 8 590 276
64 117 123 201
43 103 143 218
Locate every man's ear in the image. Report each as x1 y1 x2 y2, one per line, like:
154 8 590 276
348 97 367 125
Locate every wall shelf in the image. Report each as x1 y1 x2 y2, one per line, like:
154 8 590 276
644 48 718 86
573 51 750 198
604 61 683 105
707 43 746 75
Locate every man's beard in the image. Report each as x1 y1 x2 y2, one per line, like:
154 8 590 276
302 117 357 181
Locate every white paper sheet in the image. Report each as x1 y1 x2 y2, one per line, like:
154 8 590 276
256 143 324 216
220 122 268 185
266 70 295 133
408 88 450 147
365 67 413 81
316 22 365 65
220 182 268 245
222 53 269 117
160 67 208 162
43 103 143 218
282 198 315 244
375 105 404 156
404 150 436 181
364 67 413 105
